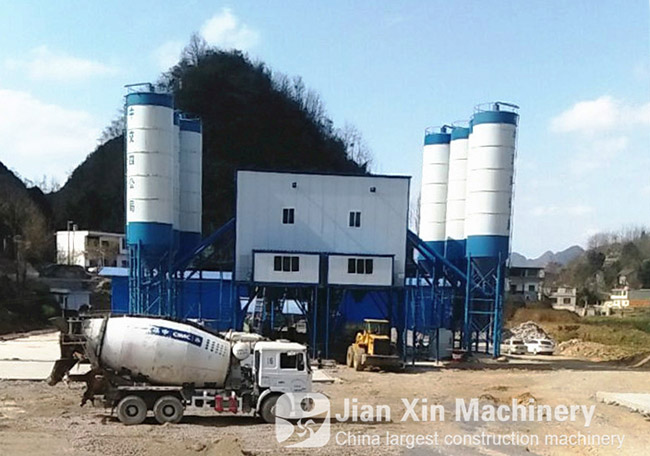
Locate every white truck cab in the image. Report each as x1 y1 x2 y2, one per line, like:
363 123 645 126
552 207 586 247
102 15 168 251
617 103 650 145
254 341 311 393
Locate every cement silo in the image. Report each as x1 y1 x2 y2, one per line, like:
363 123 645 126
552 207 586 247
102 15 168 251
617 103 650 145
172 111 181 251
465 103 518 260
178 116 203 254
444 126 469 261
419 126 451 255
125 89 175 261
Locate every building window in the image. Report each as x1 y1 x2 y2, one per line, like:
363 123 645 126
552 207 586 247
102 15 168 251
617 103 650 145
563 298 571 304
347 257 373 275
282 208 295 224
273 255 300 272
528 285 536 292
349 211 361 228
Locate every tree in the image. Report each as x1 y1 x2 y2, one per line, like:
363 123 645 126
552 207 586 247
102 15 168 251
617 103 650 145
98 109 125 146
182 33 209 66
337 123 373 171
0 182 51 285
621 242 641 264
639 260 650 288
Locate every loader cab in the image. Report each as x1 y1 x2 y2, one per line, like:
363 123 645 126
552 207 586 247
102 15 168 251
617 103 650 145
254 341 311 393
364 319 390 336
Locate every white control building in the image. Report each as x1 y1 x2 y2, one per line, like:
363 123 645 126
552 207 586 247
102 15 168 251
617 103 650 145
234 171 410 288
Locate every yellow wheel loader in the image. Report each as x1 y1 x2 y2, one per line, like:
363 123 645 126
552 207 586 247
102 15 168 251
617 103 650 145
346 319 402 371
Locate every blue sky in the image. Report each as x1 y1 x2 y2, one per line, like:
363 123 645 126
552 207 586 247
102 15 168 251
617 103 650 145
0 1 648 257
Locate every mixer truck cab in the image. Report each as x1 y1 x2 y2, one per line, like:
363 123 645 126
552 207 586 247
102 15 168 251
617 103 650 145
255 341 311 392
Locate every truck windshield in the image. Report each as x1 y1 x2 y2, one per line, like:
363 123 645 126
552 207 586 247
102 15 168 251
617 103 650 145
280 352 305 370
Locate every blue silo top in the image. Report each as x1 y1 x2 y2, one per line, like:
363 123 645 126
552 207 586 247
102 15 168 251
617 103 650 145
126 92 174 108
472 110 518 127
424 132 451 145
451 127 470 140
180 118 202 133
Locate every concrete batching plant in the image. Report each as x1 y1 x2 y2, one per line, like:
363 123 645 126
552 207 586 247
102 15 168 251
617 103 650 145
117 83 518 360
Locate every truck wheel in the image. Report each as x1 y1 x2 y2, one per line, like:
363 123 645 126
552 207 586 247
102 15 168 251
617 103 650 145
346 346 354 367
260 395 279 423
353 348 365 371
116 395 147 425
153 396 184 424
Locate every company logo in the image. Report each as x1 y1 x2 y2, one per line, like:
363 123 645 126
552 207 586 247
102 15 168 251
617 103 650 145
149 325 203 347
275 392 331 448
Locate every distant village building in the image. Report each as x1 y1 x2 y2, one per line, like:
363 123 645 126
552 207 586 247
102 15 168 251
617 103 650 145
545 286 578 311
56 230 128 269
506 266 544 301
605 288 650 309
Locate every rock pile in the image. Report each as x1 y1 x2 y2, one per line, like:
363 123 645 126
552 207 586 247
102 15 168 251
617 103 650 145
503 321 552 342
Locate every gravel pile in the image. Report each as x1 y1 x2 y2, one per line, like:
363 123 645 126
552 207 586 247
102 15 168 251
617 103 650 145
556 339 630 361
503 321 552 342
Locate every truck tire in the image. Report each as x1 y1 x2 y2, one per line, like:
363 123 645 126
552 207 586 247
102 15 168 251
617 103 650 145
353 347 365 371
153 395 184 424
116 395 147 425
260 395 279 423
346 346 354 367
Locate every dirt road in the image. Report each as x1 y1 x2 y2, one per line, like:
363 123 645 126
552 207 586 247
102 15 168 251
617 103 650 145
1 357 649 456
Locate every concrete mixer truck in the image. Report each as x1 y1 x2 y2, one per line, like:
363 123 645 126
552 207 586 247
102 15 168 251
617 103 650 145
48 315 312 425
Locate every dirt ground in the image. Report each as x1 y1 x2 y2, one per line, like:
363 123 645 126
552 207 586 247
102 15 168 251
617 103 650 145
1 356 649 456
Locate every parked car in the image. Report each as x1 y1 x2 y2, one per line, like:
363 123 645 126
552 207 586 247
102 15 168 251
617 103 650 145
500 338 527 355
525 338 555 355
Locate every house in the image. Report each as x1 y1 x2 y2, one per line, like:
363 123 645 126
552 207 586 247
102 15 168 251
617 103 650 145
606 288 650 309
545 286 578 311
56 230 128 269
506 266 544 301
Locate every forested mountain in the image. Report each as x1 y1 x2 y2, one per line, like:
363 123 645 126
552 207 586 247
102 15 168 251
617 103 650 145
510 246 584 268
48 43 367 235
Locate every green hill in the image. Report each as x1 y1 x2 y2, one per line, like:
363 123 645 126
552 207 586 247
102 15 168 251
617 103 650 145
48 47 366 235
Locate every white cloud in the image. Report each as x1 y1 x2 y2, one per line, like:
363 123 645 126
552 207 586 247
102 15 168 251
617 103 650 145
200 8 260 50
0 89 100 184
530 204 593 217
568 135 628 175
5 46 119 82
153 40 185 71
550 96 650 134
153 9 260 70
550 96 619 133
